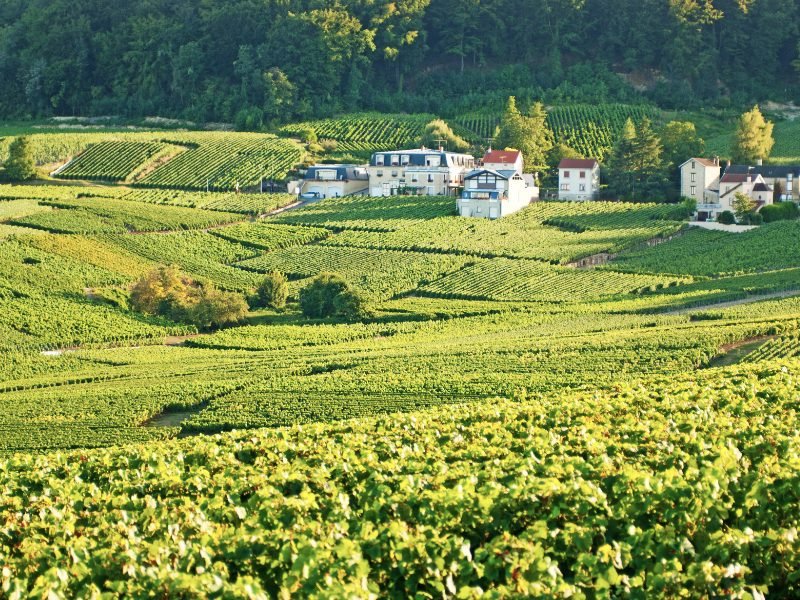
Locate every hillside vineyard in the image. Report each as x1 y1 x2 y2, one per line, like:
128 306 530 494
1 109 800 598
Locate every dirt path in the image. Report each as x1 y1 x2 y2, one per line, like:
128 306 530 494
667 289 800 315
163 334 203 346
706 335 777 368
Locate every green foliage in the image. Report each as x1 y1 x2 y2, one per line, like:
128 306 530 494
732 192 757 222
298 272 350 318
495 97 554 172
611 221 800 276
56 141 168 181
130 265 248 329
660 121 705 169
732 106 775 164
717 210 736 225
761 201 800 223
3 137 37 181
419 119 469 152
256 271 289 309
608 117 668 201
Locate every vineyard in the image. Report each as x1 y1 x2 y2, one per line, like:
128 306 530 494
2 124 800 598
54 141 170 181
279 113 433 148
454 103 659 160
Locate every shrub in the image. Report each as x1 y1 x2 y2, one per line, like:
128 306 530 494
299 272 350 318
333 288 372 320
717 211 736 224
130 265 248 329
761 201 800 222
299 272 371 320
256 271 288 309
4 137 37 181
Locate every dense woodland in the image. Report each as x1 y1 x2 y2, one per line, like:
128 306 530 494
1 0 799 125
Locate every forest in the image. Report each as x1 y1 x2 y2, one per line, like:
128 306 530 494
1 0 798 126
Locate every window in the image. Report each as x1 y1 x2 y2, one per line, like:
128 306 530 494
691 161 695 169
376 170 383 177
390 155 399 166
391 170 398 178
428 174 434 183
376 155 384 166
560 183 569 191
691 173 696 182
690 185 697 196
401 155 409 166
579 184 586 192
579 171 586 179
563 171 570 178
411 175 418 183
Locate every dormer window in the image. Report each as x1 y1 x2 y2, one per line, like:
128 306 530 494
376 155 384 166
401 155 409 166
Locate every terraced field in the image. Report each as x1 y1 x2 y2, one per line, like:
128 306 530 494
2 131 800 598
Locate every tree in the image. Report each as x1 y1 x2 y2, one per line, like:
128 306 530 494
333 288 372 320
186 285 249 329
299 272 350 318
732 191 757 222
608 118 667 201
130 266 248 329
298 272 370 320
660 121 705 169
732 105 774 164
4 137 37 181
257 271 289 309
419 119 469 152
494 97 554 172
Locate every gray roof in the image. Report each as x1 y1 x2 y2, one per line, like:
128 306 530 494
465 168 518 180
305 164 368 180
728 164 800 178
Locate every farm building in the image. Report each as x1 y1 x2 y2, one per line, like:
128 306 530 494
458 150 537 219
299 164 369 198
558 158 600 201
367 148 475 196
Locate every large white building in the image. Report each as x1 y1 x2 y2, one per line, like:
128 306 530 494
367 148 475 197
457 150 537 219
558 158 600 200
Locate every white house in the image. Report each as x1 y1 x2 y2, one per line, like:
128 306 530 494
299 164 369 198
367 148 475 197
457 150 537 219
679 157 721 207
558 158 600 200
726 164 799 201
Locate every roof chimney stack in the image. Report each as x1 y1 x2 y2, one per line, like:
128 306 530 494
713 156 719 166
756 158 763 166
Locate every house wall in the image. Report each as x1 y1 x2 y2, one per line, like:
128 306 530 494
302 178 368 198
680 160 720 203
367 165 467 196
558 165 599 201
459 174 531 219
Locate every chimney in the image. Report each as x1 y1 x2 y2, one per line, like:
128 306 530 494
747 174 752 183
756 158 763 166
713 156 719 166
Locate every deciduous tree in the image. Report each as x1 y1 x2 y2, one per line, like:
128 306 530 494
4 137 37 181
732 105 774 164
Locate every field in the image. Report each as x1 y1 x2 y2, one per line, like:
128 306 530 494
1 126 800 597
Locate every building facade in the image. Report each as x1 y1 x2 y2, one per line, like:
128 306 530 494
679 157 721 205
367 149 475 197
457 150 537 219
558 159 600 201
300 165 369 198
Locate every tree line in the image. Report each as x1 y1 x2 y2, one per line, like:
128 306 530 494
1 0 798 124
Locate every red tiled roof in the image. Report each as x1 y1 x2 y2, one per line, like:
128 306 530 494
720 173 751 183
483 150 521 164
694 158 718 167
559 158 598 169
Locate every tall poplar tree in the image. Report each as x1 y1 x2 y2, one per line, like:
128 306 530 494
732 105 774 164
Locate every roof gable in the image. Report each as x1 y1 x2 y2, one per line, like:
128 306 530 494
558 158 598 169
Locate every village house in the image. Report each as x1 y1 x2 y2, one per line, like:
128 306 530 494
558 158 600 201
458 150 538 219
680 158 798 221
367 148 475 197
679 157 721 207
298 164 369 198
726 163 799 201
